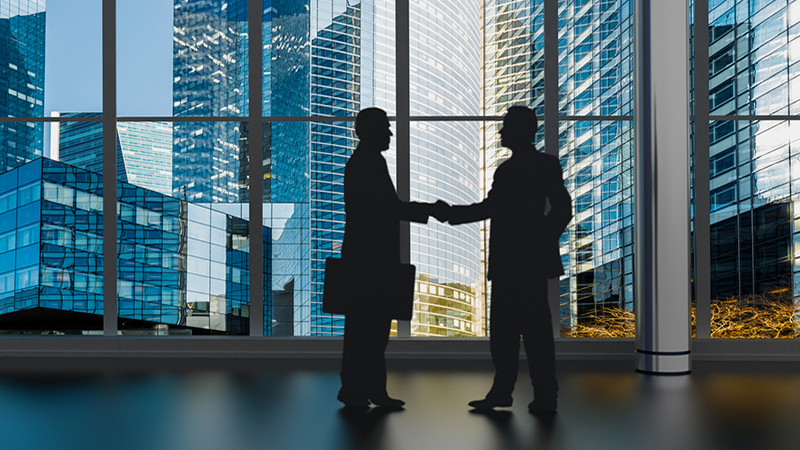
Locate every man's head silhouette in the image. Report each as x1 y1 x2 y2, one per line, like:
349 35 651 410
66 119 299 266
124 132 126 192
356 108 393 151
500 106 538 150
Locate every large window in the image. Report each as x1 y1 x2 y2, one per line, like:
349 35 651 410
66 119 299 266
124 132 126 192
2 0 798 340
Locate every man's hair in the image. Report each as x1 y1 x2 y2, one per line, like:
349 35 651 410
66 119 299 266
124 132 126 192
504 106 539 142
355 107 389 138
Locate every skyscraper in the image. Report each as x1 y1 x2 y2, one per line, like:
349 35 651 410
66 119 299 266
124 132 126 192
554 0 634 330
408 1 484 336
0 157 268 334
702 0 799 306
0 0 46 170
53 113 173 196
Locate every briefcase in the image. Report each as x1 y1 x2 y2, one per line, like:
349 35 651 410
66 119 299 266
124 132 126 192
322 257 416 320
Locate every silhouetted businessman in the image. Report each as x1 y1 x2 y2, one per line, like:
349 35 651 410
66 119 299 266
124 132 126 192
445 106 572 412
338 107 448 408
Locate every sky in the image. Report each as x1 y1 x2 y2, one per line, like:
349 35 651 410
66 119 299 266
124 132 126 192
44 0 173 117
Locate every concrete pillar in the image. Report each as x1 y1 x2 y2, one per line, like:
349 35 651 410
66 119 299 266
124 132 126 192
633 0 691 374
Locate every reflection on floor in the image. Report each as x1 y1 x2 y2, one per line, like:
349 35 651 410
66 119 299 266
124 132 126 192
0 358 798 450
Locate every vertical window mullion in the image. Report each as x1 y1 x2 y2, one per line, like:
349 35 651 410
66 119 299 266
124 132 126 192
249 0 264 337
103 0 118 336
396 0 411 338
544 0 560 339
694 0 711 339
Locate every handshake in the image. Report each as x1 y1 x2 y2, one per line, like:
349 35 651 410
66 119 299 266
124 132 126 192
431 200 452 223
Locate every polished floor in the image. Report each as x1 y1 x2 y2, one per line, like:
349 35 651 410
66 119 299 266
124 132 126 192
0 357 798 450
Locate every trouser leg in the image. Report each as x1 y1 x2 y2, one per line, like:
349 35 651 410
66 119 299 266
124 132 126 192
487 294 520 398
340 311 392 398
340 312 368 397
521 279 558 399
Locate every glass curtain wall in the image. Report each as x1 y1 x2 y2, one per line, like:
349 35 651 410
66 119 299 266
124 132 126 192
14 0 800 340
697 0 800 338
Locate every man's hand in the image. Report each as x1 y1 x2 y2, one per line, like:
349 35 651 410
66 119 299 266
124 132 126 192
432 200 451 223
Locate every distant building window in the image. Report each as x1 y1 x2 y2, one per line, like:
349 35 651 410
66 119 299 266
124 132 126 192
601 176 618 200
711 182 737 212
710 79 734 110
710 120 735 144
575 166 592 186
710 147 736 178
576 192 593 213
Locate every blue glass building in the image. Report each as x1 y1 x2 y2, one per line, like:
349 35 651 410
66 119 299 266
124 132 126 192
0 0 45 170
54 113 173 196
0 157 275 334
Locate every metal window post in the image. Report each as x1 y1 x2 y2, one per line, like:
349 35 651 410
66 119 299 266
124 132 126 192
249 0 264 337
397 0 411 338
634 0 692 374
102 0 118 336
544 0 560 339
693 0 711 340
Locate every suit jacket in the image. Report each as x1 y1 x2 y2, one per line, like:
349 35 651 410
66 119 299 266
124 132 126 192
449 148 572 280
341 145 430 276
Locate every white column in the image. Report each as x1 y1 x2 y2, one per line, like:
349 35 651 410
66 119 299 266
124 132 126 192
633 0 691 374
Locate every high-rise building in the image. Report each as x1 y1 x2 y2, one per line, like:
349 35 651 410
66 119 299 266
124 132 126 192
552 0 634 329
702 1 799 304
407 1 484 337
53 113 173 196
0 0 46 170
305 1 487 337
0 157 269 334
172 0 312 335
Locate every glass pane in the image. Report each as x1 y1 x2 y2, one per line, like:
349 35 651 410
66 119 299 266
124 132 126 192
118 0 248 117
309 120 396 336
558 120 634 337
113 120 252 335
706 1 797 116
291 1 396 118
410 121 484 336
702 120 800 338
557 0 633 117
308 121 351 336
409 0 481 116
484 0 544 117
264 202 309 336
2 1 102 118
0 123 107 334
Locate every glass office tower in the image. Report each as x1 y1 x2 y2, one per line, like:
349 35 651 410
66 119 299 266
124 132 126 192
481 0 546 334
0 158 267 334
54 114 173 196
703 1 800 312
408 0 484 336
554 0 634 331
307 0 486 337
308 3 363 335
0 0 45 170
172 0 311 335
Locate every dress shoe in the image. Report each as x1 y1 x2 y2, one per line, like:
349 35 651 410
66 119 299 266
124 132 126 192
468 395 513 409
337 392 369 407
527 398 557 412
368 395 405 409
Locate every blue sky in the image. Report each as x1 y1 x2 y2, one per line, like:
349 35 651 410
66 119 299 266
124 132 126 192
44 0 173 117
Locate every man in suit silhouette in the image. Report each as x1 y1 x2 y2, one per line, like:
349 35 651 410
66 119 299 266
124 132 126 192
445 106 572 412
338 107 448 408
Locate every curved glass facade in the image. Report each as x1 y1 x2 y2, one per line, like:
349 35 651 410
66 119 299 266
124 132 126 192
409 1 483 336
1 0 45 170
553 0 634 334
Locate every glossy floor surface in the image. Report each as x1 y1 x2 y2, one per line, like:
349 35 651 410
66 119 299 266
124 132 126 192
0 358 798 450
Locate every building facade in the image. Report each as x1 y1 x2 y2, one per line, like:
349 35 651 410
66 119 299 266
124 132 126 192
0 0 45 171
703 0 800 306
0 157 287 335
53 113 173 196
